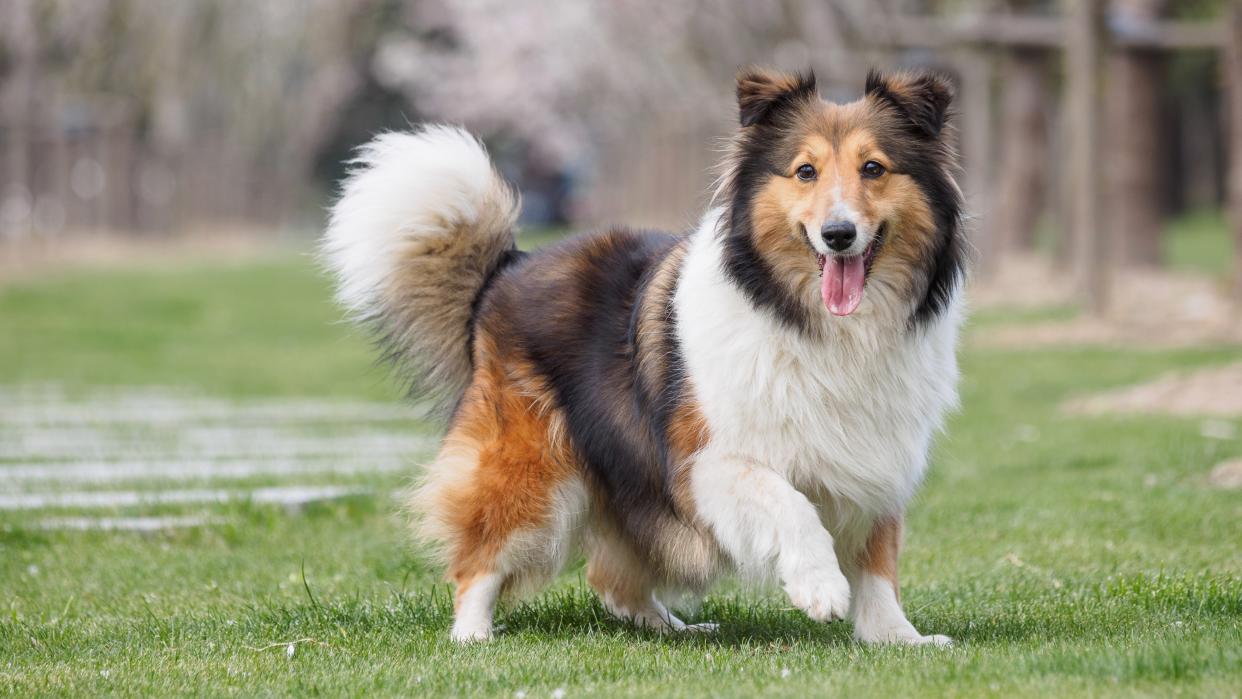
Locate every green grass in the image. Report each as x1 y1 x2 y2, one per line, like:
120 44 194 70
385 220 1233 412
1 240 1240 697
1164 209 1237 279
1031 207 1236 280
0 253 398 400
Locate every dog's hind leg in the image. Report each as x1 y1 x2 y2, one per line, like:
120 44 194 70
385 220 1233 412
451 571 504 642
584 519 715 633
445 470 584 644
446 474 584 643
409 359 585 643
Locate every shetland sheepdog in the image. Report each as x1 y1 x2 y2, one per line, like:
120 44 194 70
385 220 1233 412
323 68 965 645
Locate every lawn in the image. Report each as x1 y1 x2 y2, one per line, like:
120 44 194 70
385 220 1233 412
1164 209 1238 279
1 236 1240 697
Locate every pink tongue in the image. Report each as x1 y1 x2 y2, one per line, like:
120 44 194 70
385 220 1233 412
821 255 865 316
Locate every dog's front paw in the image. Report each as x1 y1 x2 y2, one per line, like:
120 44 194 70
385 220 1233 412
855 624 953 646
915 634 953 646
450 620 494 644
783 565 851 622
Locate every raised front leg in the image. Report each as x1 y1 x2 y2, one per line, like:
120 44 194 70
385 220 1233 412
690 453 850 621
847 515 951 645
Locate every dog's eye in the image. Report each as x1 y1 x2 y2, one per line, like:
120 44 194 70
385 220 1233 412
861 161 886 179
795 164 817 181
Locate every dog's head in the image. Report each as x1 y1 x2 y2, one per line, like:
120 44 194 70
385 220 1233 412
720 68 964 331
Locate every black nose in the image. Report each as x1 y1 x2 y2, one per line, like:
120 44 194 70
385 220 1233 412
821 222 857 252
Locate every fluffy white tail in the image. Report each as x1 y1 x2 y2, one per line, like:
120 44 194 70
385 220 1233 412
321 125 519 411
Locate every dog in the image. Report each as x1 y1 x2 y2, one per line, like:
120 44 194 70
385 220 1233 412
322 67 965 645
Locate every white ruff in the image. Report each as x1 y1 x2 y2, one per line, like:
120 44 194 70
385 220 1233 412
676 208 963 542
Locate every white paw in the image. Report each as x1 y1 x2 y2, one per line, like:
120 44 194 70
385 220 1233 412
915 633 953 647
857 628 953 646
450 622 493 644
630 611 718 634
784 565 851 622
678 622 719 633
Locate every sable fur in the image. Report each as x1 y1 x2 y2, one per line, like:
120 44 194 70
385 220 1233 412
323 68 967 644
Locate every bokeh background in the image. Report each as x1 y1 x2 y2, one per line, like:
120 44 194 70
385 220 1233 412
2 0 1239 300
2 2 1241 696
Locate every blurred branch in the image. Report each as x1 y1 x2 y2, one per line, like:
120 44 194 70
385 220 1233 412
882 12 1224 49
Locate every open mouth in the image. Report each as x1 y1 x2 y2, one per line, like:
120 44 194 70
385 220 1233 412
816 224 886 317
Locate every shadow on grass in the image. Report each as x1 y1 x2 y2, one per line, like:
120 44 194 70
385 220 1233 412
498 586 856 647
493 572 1242 648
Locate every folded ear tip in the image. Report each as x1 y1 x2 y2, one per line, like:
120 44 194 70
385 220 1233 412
921 72 956 103
735 67 817 127
864 68 886 94
735 67 815 92
866 68 955 138
734 66 762 88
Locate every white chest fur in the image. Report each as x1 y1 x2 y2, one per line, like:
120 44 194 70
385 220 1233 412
673 214 963 520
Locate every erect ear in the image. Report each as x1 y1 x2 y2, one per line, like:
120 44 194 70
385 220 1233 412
865 69 954 139
736 67 817 128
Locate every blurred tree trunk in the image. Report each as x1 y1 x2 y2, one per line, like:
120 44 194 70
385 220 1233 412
0 0 39 240
1228 0 1242 303
994 46 1050 255
1066 0 1108 312
1178 82 1222 212
1105 0 1168 267
956 48 996 273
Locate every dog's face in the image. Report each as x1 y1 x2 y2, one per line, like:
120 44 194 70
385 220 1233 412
722 68 963 330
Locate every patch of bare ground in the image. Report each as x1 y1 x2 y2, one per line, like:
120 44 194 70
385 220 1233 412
1208 460 1242 490
1062 362 1242 490
1063 362 1242 418
969 254 1079 310
969 254 1242 348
